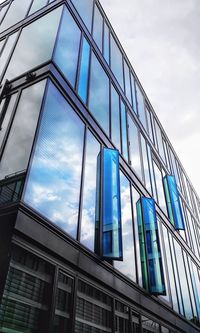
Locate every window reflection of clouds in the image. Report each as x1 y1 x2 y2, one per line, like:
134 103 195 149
0 80 46 180
89 53 109 135
5 7 62 80
71 0 93 32
153 161 167 215
128 115 142 180
114 172 136 282
80 131 100 251
24 81 84 239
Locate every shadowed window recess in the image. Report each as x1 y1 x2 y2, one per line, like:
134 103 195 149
95 148 123 260
136 197 166 295
163 175 185 230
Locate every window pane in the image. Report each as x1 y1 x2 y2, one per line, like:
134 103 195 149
29 0 48 15
0 32 18 76
115 301 129 333
120 100 128 160
124 61 132 104
130 74 137 113
24 81 85 239
114 173 136 281
103 22 110 64
0 4 9 23
80 131 100 251
153 160 167 215
128 115 142 179
111 84 121 151
89 53 109 135
54 7 81 87
0 0 32 32
146 107 154 143
77 37 90 103
71 0 93 31
135 83 147 130
93 4 103 51
0 80 46 180
141 136 151 194
155 121 165 163
0 93 18 149
132 185 142 286
141 316 159 333
5 7 62 80
110 34 124 90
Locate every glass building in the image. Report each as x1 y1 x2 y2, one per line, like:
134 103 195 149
0 0 200 332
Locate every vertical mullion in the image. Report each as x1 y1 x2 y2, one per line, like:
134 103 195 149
74 31 83 92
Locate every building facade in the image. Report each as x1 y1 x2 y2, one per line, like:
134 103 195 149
0 0 200 332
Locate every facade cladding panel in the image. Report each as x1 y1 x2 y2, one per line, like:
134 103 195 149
0 1 199 333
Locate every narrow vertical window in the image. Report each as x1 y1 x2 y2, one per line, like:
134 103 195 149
120 101 128 160
95 148 122 260
110 34 124 90
130 73 137 113
103 22 110 64
135 83 147 130
111 84 121 151
163 175 185 230
77 37 90 103
136 197 166 295
92 4 103 52
124 60 132 104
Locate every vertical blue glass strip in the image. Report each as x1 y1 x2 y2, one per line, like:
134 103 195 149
120 101 128 160
137 197 166 295
101 148 122 259
164 175 185 230
78 37 90 103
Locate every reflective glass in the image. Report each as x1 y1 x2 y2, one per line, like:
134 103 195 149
146 107 154 142
128 115 142 179
147 146 157 199
24 81 85 239
0 37 6 54
190 259 200 321
111 84 121 150
103 22 110 64
153 161 167 215
169 149 181 189
162 225 179 313
163 175 185 229
120 100 128 160
29 0 48 15
0 80 46 180
186 209 199 257
93 4 103 51
0 0 32 32
124 61 132 104
80 131 100 251
102 148 122 259
0 93 18 149
0 4 9 23
89 53 109 135
0 32 18 77
5 7 62 80
130 73 137 113
173 239 193 320
155 121 165 163
54 7 81 87
114 173 136 281
137 198 166 294
135 83 147 130
71 0 93 31
110 34 124 89
77 37 90 103
141 136 151 194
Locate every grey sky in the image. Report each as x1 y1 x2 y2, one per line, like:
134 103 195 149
100 0 200 196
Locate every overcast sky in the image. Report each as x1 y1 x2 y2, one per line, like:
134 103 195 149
100 0 200 197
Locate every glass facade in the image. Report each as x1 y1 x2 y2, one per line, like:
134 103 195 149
0 0 200 332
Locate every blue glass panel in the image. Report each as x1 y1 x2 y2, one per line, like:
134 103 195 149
96 148 122 259
164 175 185 230
130 73 137 113
120 101 128 160
54 6 81 87
24 81 84 239
89 53 109 135
135 83 147 130
137 197 166 295
124 61 132 104
71 0 93 32
128 115 142 179
77 37 90 103
111 85 121 151
110 34 124 90
93 4 103 51
103 22 110 64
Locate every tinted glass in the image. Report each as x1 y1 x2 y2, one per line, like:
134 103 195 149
0 32 18 77
24 81 84 239
146 107 154 142
71 0 93 31
111 84 121 151
0 80 46 180
77 37 90 103
155 121 165 163
93 4 103 51
103 22 110 64
128 115 142 179
0 4 9 23
89 53 109 135
115 173 136 281
29 0 48 15
135 83 147 130
54 7 81 87
124 61 132 104
0 0 32 32
141 136 151 194
120 101 128 160
130 73 137 113
153 161 167 215
5 7 62 80
110 34 124 89
80 131 100 251
132 185 142 286
0 93 18 149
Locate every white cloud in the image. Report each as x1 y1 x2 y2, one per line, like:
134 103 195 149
100 0 200 196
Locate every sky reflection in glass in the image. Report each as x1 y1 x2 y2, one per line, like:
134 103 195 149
71 0 93 31
114 173 136 281
111 85 121 151
54 6 81 87
110 34 124 90
77 37 90 103
24 81 85 239
128 115 142 180
93 4 103 52
80 131 100 251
